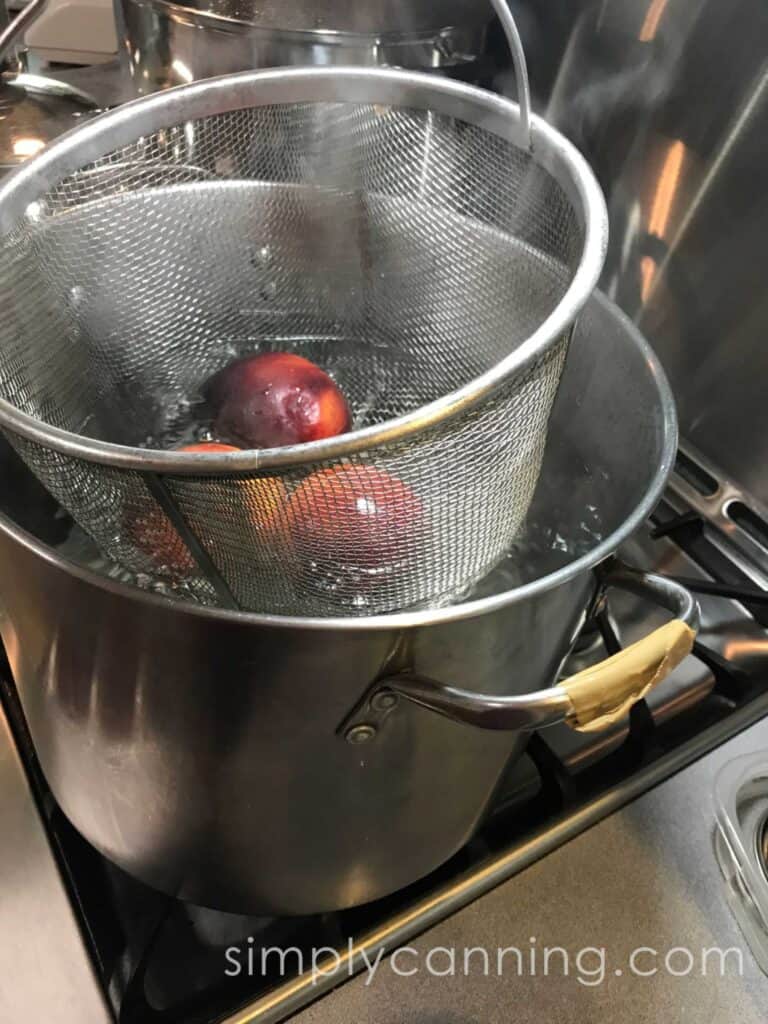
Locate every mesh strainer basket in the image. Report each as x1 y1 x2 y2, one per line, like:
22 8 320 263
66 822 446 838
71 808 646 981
0 1 607 616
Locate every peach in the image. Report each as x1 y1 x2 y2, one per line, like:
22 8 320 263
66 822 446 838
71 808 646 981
130 442 287 572
208 352 351 449
286 465 423 572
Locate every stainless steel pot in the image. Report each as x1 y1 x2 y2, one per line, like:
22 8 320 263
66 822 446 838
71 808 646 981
114 0 491 94
0 0 96 173
0 291 695 914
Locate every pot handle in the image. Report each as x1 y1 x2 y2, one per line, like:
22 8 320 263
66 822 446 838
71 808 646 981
0 0 47 67
361 562 699 737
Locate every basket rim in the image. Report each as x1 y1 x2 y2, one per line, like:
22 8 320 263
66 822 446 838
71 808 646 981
0 294 677 629
0 65 608 475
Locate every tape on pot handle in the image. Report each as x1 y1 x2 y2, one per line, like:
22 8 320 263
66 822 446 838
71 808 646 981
560 618 695 733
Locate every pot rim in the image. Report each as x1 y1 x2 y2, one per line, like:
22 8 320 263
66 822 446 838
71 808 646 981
132 0 489 43
0 292 678 632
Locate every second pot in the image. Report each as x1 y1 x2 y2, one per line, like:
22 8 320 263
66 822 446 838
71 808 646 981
114 0 492 94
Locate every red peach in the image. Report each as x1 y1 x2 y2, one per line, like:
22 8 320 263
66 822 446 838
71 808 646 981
286 465 423 571
129 442 287 572
129 508 197 574
208 352 351 449
181 442 240 454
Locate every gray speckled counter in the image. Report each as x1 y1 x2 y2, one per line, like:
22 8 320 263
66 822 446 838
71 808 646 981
292 718 768 1023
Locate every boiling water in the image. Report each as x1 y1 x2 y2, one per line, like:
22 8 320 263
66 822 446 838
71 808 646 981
54 499 605 611
440 502 605 605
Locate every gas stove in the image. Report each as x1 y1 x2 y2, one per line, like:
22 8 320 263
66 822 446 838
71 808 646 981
2 442 767 1024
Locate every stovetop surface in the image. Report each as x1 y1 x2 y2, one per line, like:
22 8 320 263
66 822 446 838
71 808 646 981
3 450 768 1024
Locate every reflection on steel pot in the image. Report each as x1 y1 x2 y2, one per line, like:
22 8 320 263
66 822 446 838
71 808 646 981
0 0 97 173
0 292 696 914
114 0 492 95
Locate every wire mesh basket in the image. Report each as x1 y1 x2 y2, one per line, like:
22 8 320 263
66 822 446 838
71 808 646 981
0 3 607 615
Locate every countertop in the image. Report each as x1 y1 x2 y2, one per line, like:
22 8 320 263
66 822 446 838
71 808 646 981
291 716 768 1024
0 691 111 1023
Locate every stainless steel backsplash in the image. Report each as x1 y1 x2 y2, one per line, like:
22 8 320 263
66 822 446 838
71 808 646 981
520 0 768 505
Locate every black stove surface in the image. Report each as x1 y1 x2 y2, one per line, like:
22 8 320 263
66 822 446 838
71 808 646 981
3 472 768 1024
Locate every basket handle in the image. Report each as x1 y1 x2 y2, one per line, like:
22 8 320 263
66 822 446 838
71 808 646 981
341 562 698 740
489 0 532 150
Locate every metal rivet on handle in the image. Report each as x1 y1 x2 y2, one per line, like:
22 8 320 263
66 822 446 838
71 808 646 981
370 692 398 712
345 724 377 745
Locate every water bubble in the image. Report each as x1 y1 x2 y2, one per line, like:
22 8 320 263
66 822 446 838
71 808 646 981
25 201 43 222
